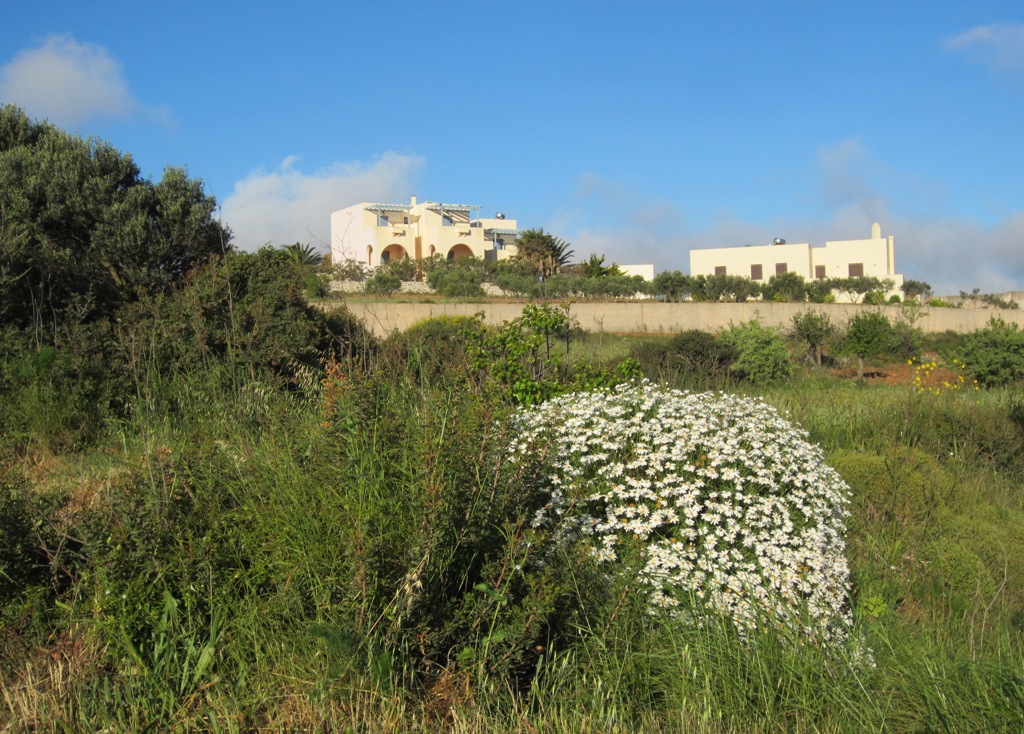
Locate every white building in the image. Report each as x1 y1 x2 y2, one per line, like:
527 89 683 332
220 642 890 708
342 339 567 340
331 196 519 268
689 223 904 300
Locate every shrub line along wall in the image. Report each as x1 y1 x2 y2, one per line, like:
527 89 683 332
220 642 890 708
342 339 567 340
327 301 1024 337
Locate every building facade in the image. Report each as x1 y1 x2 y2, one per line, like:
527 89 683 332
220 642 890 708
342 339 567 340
689 223 904 300
331 196 519 268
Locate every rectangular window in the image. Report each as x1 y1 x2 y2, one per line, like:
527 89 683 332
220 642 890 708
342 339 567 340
715 266 727 276
750 264 763 280
377 214 389 227
775 263 787 275
494 238 504 250
849 263 864 277
815 265 826 279
442 214 453 226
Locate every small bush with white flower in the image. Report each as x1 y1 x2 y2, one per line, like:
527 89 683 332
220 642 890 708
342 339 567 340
507 381 854 648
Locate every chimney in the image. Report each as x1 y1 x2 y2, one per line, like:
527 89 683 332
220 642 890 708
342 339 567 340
410 195 417 207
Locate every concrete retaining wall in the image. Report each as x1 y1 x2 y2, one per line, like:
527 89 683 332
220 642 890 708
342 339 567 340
328 301 1024 337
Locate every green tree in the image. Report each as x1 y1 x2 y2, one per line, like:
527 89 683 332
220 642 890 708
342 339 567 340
789 310 836 367
0 105 229 339
762 271 807 302
831 276 889 304
650 270 692 302
488 257 538 297
901 279 933 302
842 311 897 379
695 273 761 302
578 254 623 278
514 228 574 280
278 242 326 269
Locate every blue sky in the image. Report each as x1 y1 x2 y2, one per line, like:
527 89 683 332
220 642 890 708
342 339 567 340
2 1 1023 295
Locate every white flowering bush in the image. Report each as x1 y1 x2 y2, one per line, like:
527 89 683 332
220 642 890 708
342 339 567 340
507 381 854 646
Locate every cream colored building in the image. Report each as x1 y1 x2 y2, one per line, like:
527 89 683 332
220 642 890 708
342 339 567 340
689 223 904 300
331 196 519 267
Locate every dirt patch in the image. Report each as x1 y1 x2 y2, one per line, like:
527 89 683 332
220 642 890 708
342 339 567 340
832 360 963 389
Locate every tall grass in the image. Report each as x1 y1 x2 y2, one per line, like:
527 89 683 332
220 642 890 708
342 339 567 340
2 327 1024 731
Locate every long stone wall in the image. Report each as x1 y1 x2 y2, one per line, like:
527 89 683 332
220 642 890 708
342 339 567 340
329 300 1024 337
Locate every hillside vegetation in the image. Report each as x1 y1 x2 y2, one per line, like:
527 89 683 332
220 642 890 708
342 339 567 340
2 108 1024 732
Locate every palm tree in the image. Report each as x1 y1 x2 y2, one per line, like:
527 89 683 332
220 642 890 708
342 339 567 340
515 229 574 280
279 242 326 270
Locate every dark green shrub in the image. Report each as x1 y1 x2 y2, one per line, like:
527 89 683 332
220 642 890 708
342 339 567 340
115 248 376 393
304 271 328 299
892 320 924 361
628 338 673 376
0 476 48 600
956 317 1024 387
667 329 737 376
0 320 120 450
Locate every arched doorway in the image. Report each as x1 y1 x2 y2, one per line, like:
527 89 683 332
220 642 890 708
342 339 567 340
381 244 408 264
446 244 473 260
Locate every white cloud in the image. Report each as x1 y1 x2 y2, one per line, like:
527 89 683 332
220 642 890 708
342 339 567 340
0 34 161 126
558 143 1024 297
944 22 1024 70
220 152 425 251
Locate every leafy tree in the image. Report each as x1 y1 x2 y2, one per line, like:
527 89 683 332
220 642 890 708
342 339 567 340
901 279 933 301
805 278 835 303
762 271 807 302
426 256 487 297
650 270 692 302
573 274 647 300
0 105 229 339
514 228 574 280
379 256 418 282
488 257 538 297
789 310 836 367
842 311 897 378
694 273 761 302
333 257 370 282
831 276 890 304
578 254 623 279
